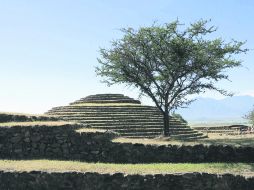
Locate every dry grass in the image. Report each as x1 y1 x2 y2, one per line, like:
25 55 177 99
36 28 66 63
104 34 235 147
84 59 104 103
113 135 254 147
1 160 254 176
0 121 75 127
76 128 108 133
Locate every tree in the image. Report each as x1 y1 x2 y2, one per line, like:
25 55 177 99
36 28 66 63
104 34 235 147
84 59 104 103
245 107 254 126
172 113 187 124
96 19 247 136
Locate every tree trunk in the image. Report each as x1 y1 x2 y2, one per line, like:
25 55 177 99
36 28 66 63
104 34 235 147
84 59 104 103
163 109 170 136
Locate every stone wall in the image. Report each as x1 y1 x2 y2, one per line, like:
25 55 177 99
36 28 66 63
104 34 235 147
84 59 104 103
0 171 253 190
0 113 58 122
1 125 254 163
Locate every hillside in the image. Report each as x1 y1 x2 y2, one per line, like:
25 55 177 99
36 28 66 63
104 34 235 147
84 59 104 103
177 95 254 122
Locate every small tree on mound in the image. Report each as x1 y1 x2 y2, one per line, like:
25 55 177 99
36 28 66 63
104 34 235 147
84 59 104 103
96 19 247 136
245 107 254 127
172 113 187 124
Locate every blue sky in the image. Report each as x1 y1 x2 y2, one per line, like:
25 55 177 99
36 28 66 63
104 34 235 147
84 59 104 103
0 0 253 113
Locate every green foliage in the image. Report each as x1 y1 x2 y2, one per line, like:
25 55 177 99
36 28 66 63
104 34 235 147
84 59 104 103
96 19 247 135
245 107 254 126
172 113 187 124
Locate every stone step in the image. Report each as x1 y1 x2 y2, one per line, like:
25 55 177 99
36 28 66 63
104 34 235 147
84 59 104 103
87 125 164 129
72 121 188 127
83 94 127 98
47 112 163 116
88 126 193 131
47 111 163 116
181 134 208 140
170 132 205 139
200 130 236 133
77 95 134 99
170 130 199 135
71 97 140 101
80 96 140 102
48 106 159 111
47 113 181 121
113 128 196 134
59 116 164 121
50 114 184 123
61 117 165 122
78 120 163 127
120 132 162 136
49 113 179 119
70 99 141 105
121 134 207 139
120 136 156 139
113 128 163 133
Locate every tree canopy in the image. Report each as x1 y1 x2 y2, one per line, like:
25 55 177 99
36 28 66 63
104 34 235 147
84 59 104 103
96 19 248 136
245 107 254 126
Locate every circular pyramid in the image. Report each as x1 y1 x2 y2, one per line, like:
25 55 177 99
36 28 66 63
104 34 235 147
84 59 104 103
46 94 206 140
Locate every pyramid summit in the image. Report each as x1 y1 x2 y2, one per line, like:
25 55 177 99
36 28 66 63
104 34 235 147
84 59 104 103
46 94 206 140
69 94 141 105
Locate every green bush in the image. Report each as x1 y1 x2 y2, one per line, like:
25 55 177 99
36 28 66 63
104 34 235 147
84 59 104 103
245 107 254 126
172 113 188 124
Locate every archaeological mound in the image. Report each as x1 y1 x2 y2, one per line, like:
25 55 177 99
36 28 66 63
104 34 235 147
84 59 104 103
46 94 206 140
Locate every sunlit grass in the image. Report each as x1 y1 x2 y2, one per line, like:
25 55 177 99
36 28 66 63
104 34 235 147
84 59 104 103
76 128 108 133
113 135 254 147
1 160 254 176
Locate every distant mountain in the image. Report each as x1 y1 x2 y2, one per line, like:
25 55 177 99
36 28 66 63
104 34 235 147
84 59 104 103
176 96 254 122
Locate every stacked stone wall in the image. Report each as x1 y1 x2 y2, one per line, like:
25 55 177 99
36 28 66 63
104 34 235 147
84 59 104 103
0 171 253 190
0 113 58 122
1 125 254 163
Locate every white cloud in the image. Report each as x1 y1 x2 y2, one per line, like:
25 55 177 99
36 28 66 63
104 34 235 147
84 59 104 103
237 90 254 97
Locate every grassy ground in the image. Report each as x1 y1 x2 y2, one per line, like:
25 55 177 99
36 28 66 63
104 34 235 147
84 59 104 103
1 160 254 176
113 134 254 147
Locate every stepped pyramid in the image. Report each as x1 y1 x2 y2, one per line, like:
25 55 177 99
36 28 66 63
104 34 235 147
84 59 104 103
46 94 206 140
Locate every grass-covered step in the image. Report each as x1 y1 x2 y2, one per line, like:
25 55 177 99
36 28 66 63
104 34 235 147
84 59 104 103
168 127 196 131
79 93 130 99
63 119 164 124
85 125 164 130
170 130 201 135
47 106 160 111
171 132 206 140
201 130 236 134
57 115 164 120
79 122 164 127
70 99 141 104
113 128 163 133
48 104 158 109
83 123 189 128
122 136 158 138
47 112 163 117
47 107 160 113
48 111 163 116
1 160 253 176
74 94 140 101
121 132 162 137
